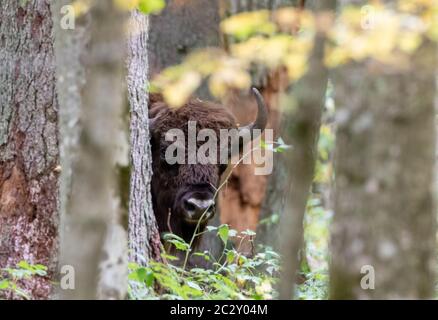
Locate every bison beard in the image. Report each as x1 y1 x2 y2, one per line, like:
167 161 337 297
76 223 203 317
148 88 267 266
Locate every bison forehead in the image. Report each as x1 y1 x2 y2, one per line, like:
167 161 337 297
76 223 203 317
151 98 238 134
178 163 220 186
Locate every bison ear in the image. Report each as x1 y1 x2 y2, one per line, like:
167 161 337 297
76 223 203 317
228 87 268 158
148 116 157 133
148 116 162 151
148 108 166 134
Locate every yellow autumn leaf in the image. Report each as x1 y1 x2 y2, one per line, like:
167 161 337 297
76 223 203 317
71 0 91 17
328 24 357 49
346 35 370 61
185 50 224 75
231 36 266 62
220 10 277 39
398 0 418 13
400 0 437 11
339 6 365 28
162 72 201 108
208 65 251 98
284 53 308 81
273 7 316 33
398 31 422 53
423 7 438 40
262 36 294 68
367 12 399 62
273 7 300 29
324 46 350 68
113 0 140 11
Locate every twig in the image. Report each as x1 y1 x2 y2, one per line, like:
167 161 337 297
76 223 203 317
182 145 262 270
167 208 173 234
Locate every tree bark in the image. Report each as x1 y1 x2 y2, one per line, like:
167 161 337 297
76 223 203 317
276 0 335 299
127 11 162 265
148 0 225 262
148 0 221 99
0 0 59 299
330 44 437 299
220 0 299 254
54 0 128 299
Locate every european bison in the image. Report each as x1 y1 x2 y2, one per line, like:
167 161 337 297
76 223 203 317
148 88 268 254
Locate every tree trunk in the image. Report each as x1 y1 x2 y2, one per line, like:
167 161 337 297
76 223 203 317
276 0 335 299
127 11 162 265
54 0 129 299
148 0 225 261
219 0 299 254
0 0 59 299
330 1 437 299
149 0 221 99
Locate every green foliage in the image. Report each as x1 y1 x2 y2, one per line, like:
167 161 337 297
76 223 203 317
260 137 292 153
128 227 280 300
111 0 165 14
295 88 336 300
137 0 165 14
220 10 277 40
217 224 230 245
19 0 29 8
258 213 279 227
296 271 329 300
152 0 438 107
163 233 191 252
0 261 48 299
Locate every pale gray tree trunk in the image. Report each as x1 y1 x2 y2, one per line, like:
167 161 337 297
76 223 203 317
0 0 59 299
127 11 162 265
54 0 128 299
149 0 221 99
277 4 335 298
148 0 224 262
330 0 437 299
219 0 297 254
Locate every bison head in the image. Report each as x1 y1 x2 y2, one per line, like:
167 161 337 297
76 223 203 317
149 88 267 243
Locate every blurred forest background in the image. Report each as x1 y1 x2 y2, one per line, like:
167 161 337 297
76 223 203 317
0 0 438 300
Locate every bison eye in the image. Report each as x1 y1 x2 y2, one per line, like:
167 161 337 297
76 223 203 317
161 160 179 175
218 163 228 175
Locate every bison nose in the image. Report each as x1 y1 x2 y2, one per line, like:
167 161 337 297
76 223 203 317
183 198 215 220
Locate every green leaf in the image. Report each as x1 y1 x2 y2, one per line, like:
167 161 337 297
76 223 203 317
19 0 29 8
242 229 256 236
138 0 165 14
128 262 139 270
128 271 140 282
193 252 210 261
226 250 236 264
17 260 30 270
136 267 148 282
163 233 191 251
0 280 9 290
162 233 186 243
186 281 202 291
34 264 47 271
161 253 179 261
217 224 229 245
145 271 155 287
167 239 190 252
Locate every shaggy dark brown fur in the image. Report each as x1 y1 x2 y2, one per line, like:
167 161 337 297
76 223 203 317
148 93 238 246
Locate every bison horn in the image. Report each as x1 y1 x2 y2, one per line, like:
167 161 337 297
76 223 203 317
229 87 268 158
240 87 268 136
